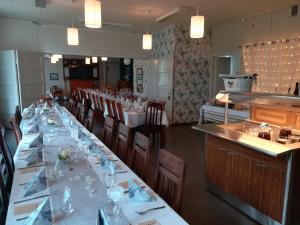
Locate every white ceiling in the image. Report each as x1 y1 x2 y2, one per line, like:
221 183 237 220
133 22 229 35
0 0 299 33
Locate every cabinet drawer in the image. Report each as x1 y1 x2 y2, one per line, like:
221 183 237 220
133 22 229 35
291 112 300 130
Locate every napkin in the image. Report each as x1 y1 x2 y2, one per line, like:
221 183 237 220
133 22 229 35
25 122 39 135
118 179 143 190
139 220 161 225
25 146 43 166
24 168 47 197
28 116 38 126
23 198 52 225
28 134 43 148
128 179 156 202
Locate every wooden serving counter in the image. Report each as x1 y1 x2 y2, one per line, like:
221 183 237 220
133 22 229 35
193 95 300 225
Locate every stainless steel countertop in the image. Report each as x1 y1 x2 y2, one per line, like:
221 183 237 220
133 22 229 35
192 124 300 157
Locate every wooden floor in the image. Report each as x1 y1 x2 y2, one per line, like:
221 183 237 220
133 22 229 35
7 122 259 225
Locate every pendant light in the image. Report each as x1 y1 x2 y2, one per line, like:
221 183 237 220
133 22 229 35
85 57 91 64
143 24 152 50
101 57 108 61
67 0 79 45
85 0 102 28
92 56 98 63
190 0 205 38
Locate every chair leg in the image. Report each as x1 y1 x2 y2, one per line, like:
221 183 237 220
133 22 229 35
160 127 166 148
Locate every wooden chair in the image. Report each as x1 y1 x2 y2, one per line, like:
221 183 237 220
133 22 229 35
98 96 105 122
105 99 114 119
10 117 22 145
130 132 150 180
116 102 125 124
0 154 9 224
143 102 166 148
155 149 186 213
0 123 14 185
78 105 85 124
111 100 119 121
102 116 114 149
115 123 130 163
15 106 22 125
84 109 95 132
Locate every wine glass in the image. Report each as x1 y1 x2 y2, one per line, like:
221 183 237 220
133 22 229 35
62 186 74 225
103 170 117 189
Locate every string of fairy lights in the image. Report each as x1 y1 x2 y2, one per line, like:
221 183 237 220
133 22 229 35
242 38 300 94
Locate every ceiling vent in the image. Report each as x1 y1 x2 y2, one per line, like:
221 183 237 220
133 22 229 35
35 0 47 8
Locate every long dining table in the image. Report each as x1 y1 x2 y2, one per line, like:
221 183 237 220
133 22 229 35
6 104 188 225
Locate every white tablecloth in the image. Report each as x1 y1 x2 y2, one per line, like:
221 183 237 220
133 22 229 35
6 106 187 225
86 90 169 128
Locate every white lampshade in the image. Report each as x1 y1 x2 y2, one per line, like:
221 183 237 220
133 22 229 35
92 57 98 63
50 56 57 64
142 34 152 50
101 57 108 61
67 27 79 45
190 15 205 38
85 57 91 64
85 0 102 28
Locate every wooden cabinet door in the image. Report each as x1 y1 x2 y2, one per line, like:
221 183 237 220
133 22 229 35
291 112 300 130
205 142 226 190
249 160 285 223
226 151 251 202
251 106 291 126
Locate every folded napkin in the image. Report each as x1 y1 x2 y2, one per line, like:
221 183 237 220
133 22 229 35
28 134 43 148
25 146 43 166
28 116 38 126
128 179 156 202
25 123 39 135
24 168 47 197
23 198 52 225
139 220 161 225
118 179 143 190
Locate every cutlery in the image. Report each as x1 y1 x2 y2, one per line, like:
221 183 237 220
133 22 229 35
17 164 44 170
124 186 146 194
135 206 166 215
16 216 28 221
116 171 128 174
14 194 50 204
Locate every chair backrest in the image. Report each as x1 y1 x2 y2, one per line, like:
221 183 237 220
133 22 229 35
105 99 114 118
156 149 186 213
0 153 8 224
0 123 14 182
145 102 163 126
99 96 105 113
116 102 125 124
15 106 22 125
110 100 118 120
156 100 166 110
131 132 150 180
78 105 85 124
92 94 99 111
85 109 94 132
10 117 22 144
115 123 130 162
102 116 114 149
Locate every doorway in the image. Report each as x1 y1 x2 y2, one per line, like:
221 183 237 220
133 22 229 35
212 56 231 97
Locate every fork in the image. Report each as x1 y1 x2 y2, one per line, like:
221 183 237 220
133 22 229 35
135 206 166 215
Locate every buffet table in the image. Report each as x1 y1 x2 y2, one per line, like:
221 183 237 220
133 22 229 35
6 105 187 225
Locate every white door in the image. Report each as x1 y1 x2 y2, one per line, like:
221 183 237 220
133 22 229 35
0 50 20 127
16 51 45 108
157 56 174 123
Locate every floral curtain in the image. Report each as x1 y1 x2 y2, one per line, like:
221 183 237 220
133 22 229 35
242 39 300 94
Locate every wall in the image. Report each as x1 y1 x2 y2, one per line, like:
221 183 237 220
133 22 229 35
44 58 65 91
0 50 19 127
135 25 211 124
0 18 151 59
211 6 300 55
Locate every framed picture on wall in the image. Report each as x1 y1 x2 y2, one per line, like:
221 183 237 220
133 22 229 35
50 73 59 80
136 68 143 93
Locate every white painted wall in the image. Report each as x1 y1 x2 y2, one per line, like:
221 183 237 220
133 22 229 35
0 50 19 127
211 7 300 55
44 58 65 91
0 18 151 59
